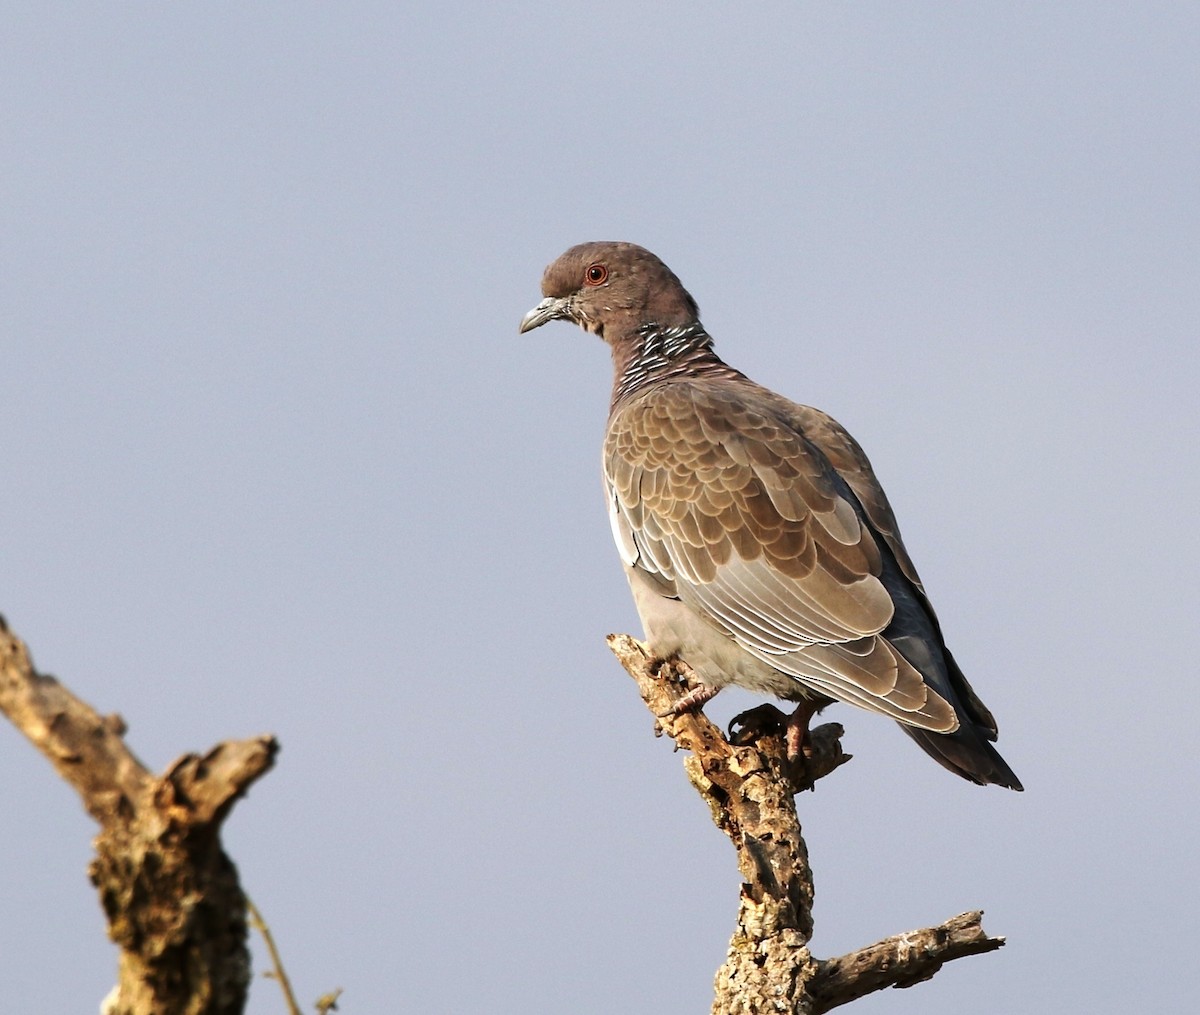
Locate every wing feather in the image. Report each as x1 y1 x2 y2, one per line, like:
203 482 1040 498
605 380 957 732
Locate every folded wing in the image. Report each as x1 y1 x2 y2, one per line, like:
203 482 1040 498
604 380 959 733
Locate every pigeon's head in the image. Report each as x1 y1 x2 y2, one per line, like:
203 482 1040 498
519 242 700 342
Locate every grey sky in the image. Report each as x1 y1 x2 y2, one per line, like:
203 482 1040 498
2 4 1197 1012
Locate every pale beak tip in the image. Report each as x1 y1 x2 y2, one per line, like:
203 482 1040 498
519 296 568 334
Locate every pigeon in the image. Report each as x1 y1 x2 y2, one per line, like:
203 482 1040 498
520 241 1022 790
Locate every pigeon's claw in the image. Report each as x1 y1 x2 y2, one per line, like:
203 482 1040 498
656 681 720 719
729 701 821 760
728 703 788 740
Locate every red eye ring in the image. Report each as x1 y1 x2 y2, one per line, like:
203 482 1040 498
584 263 608 286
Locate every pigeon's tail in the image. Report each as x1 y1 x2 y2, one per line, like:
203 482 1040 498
899 721 1024 790
884 628 1024 790
888 633 1027 791
877 537 1023 790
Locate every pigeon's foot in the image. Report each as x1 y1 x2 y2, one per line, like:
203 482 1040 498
784 700 821 760
656 680 720 719
728 703 788 744
729 701 821 760
648 656 721 718
729 704 852 791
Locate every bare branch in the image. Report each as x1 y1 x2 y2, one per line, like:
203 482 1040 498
0 616 151 822
809 911 1005 1012
1 616 277 1014
607 633 1007 1014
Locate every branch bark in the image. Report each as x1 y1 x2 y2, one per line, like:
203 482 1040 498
607 633 1006 1014
0 616 277 1014
809 910 1003 1012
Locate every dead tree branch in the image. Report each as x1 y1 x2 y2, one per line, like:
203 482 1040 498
607 633 1006 1014
809 910 1003 1012
0 616 277 1015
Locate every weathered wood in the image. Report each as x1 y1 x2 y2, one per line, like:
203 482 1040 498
607 633 1006 1014
0 616 276 1014
809 910 1004 1012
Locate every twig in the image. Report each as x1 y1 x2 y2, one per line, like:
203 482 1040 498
315 987 344 1014
247 895 303 1015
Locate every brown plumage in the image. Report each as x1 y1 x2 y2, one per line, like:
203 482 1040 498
521 241 1022 789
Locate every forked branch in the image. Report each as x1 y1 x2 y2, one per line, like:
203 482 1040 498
0 616 277 1014
606 633 1005 1014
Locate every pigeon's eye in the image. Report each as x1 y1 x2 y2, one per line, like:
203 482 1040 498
585 263 608 286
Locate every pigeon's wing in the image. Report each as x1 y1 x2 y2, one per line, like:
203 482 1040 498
781 399 1002 738
775 400 924 588
604 380 958 732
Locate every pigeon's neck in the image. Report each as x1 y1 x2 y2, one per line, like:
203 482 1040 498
610 321 730 408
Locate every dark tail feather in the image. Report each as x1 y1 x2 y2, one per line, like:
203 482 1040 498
901 722 1024 790
873 544 1023 790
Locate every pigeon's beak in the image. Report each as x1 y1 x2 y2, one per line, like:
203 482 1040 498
519 296 571 334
